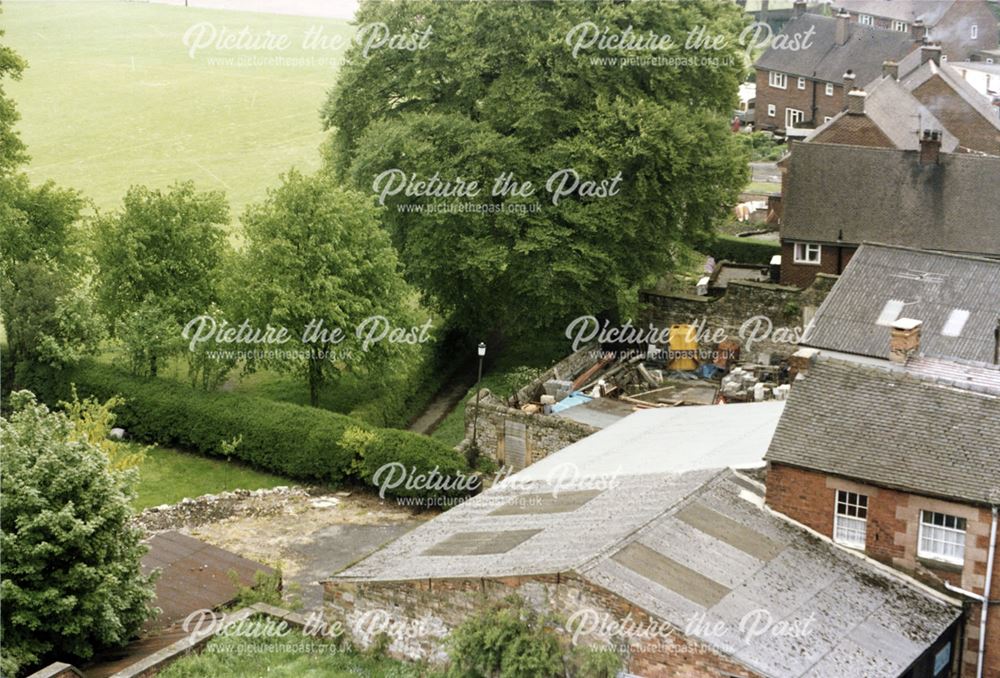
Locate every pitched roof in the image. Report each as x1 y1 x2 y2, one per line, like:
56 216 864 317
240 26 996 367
833 0 955 25
765 357 1000 504
755 13 918 85
800 244 1000 362
807 75 959 150
781 143 1000 256
333 469 961 678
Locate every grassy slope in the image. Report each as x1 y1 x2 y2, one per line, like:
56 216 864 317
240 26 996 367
131 443 288 510
4 0 351 220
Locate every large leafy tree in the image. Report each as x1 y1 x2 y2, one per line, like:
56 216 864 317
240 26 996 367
91 182 230 376
1 392 155 676
322 0 749 335
0 21 28 177
237 170 410 407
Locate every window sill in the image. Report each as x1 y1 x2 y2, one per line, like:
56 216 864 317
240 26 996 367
792 260 822 266
917 556 964 573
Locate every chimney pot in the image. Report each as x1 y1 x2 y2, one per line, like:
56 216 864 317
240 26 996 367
836 9 851 45
919 128 942 165
841 70 856 110
847 89 867 115
921 44 942 66
890 318 922 363
882 60 899 80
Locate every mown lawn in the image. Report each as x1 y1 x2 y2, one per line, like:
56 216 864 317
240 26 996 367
4 1 352 221
155 626 428 677
131 444 290 510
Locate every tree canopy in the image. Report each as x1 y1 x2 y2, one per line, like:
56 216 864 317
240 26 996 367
322 0 750 336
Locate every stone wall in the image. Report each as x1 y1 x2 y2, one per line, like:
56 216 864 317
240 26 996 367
324 573 764 678
464 390 598 472
640 275 836 362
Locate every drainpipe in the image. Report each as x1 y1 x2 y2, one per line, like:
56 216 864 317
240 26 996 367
979 507 997 678
951 508 999 678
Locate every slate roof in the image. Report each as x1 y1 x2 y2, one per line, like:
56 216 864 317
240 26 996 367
807 75 959 150
780 143 1000 256
800 244 1000 362
755 13 918 85
833 0 955 25
766 356 1000 504
333 470 961 678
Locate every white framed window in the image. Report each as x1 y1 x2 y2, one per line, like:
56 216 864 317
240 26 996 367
918 511 966 565
797 76 807 90
859 14 874 26
767 103 776 117
793 242 821 264
769 71 788 89
891 20 908 32
785 107 805 128
834 490 868 548
971 24 978 40
825 82 835 96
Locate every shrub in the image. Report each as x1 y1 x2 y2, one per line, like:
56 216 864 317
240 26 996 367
21 361 469 496
710 235 780 266
360 427 471 500
1 392 156 675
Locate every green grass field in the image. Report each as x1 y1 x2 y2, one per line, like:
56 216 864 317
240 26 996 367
131 443 289 510
3 0 352 220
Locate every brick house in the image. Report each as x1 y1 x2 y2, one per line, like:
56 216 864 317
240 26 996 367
833 0 999 61
325 468 961 677
777 139 1000 288
799 244 1000 363
754 4 918 133
764 352 1000 677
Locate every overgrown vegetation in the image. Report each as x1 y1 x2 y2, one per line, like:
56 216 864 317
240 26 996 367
734 131 787 162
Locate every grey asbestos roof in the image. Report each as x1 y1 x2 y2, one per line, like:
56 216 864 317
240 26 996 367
833 0 954 25
579 472 960 678
801 244 1000 362
781 143 1000 256
334 470 961 678
755 13 917 85
806 75 959 150
765 357 1000 504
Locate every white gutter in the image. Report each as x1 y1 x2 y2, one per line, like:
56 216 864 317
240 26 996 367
947 507 999 678
979 507 997 678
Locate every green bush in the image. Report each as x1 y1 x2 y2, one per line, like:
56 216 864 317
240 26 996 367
21 361 468 493
360 427 472 499
711 235 780 266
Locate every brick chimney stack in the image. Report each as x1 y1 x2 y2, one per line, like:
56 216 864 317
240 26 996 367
882 60 899 80
793 0 807 18
836 9 851 45
921 43 942 66
889 319 922 363
847 89 867 115
919 129 942 165
911 19 927 42
841 70 856 110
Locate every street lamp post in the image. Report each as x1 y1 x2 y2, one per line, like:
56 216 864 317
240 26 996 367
472 342 486 448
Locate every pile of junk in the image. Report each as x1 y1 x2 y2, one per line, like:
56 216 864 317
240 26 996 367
517 326 793 422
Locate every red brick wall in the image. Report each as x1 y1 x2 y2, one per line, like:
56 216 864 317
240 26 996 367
754 69 844 133
910 75 1000 156
765 463 1000 677
779 241 855 287
325 574 764 678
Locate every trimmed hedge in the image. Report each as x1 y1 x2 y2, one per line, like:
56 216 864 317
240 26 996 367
711 235 780 266
19 361 469 494
360 428 472 499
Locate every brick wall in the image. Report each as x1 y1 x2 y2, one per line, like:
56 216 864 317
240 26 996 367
324 573 764 678
755 69 846 133
910 74 1000 156
766 463 1000 677
779 241 856 287
640 276 836 361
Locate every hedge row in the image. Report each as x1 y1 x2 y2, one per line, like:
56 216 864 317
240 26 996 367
711 235 781 266
18 361 469 497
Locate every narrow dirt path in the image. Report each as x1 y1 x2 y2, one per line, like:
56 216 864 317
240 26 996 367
407 362 476 435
